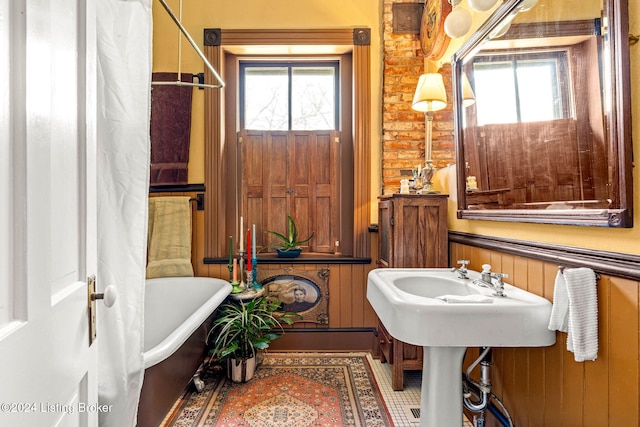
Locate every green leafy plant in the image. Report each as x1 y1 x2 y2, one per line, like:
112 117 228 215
265 215 314 252
207 296 301 361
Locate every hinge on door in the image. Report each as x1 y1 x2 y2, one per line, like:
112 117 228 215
238 136 243 143
87 275 97 346
334 137 340 143
390 217 394 226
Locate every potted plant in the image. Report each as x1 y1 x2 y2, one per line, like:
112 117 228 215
207 296 301 382
265 215 314 258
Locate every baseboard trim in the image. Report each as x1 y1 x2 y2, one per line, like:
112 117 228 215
268 328 378 352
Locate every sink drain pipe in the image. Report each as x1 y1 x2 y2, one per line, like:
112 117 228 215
463 347 514 427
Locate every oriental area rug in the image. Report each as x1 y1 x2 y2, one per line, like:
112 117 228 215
162 352 393 427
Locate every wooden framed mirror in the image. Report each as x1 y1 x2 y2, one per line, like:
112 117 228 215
452 0 632 227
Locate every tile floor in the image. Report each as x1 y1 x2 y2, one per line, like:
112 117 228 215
367 354 474 427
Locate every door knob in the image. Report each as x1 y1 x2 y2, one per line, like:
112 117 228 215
91 285 118 308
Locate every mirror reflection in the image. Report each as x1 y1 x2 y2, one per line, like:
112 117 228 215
453 0 632 227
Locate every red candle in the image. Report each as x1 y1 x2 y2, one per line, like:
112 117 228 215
247 228 252 272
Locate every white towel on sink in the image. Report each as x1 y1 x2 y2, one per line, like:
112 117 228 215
549 267 598 361
435 294 493 304
548 270 569 332
564 267 598 362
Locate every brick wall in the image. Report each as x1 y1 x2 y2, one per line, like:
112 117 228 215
381 0 455 194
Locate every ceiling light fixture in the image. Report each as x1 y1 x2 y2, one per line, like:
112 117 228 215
444 0 473 39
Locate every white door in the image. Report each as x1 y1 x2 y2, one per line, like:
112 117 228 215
0 0 101 426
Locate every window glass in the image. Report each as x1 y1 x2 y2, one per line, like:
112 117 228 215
241 62 338 130
517 61 561 122
243 67 288 130
474 62 518 125
472 52 569 126
291 67 336 130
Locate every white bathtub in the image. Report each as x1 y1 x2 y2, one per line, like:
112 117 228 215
138 276 231 427
143 276 231 368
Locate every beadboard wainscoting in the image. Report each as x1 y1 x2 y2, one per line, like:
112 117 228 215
199 262 379 330
450 233 640 427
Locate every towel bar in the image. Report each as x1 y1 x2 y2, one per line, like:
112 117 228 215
189 193 205 211
558 265 601 281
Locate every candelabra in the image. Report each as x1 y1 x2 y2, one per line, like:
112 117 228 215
250 256 262 291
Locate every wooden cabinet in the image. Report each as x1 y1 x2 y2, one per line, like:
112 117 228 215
377 194 448 390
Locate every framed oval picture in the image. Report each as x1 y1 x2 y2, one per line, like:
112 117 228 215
259 267 329 324
420 0 452 60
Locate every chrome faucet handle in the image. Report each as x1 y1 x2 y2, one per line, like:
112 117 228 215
452 260 470 278
457 260 470 271
490 272 509 281
489 272 508 297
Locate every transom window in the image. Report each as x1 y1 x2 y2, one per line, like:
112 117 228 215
472 51 571 125
240 61 339 131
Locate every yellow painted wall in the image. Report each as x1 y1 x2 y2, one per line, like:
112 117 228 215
151 0 382 205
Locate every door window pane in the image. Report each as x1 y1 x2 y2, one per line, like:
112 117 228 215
241 62 338 131
244 67 289 130
291 67 336 130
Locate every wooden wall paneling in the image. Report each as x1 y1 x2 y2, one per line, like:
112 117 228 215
608 276 639 426
542 263 563 426
497 253 516 421
195 256 377 332
327 265 343 328
338 264 353 328
511 256 530 427
561 332 585 425
335 266 352 328
524 259 545 427
351 263 366 328
583 275 610 426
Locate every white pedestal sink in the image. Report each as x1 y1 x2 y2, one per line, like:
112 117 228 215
367 268 555 427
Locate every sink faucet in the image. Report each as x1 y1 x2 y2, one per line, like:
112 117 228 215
451 260 470 279
473 264 508 297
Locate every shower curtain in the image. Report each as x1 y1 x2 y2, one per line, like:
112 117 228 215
96 0 151 425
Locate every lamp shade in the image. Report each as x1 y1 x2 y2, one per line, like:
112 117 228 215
412 73 447 113
461 73 476 107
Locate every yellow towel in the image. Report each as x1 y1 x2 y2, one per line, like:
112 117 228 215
146 196 194 279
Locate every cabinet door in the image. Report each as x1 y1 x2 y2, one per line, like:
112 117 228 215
392 197 448 268
377 200 392 267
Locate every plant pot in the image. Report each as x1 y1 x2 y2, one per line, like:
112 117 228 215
227 356 257 383
276 248 302 258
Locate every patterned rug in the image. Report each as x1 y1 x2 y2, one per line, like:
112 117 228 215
162 352 393 427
